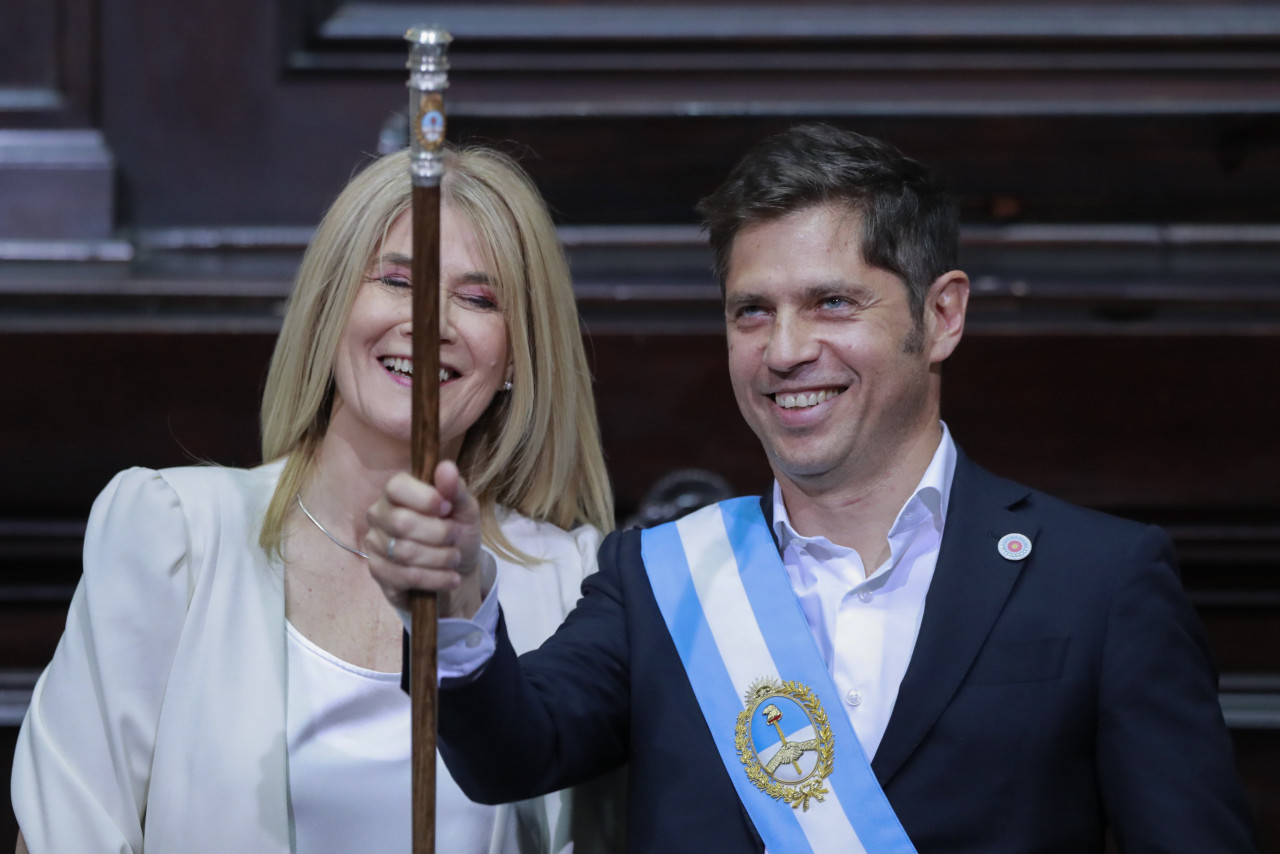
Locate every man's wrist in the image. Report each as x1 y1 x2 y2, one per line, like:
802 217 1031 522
442 549 496 620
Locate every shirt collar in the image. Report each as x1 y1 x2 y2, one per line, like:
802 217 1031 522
771 422 957 555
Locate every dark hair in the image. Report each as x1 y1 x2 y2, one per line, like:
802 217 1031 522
697 124 959 329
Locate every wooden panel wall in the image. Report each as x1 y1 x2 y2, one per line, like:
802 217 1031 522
2 0 1279 848
0 0 96 126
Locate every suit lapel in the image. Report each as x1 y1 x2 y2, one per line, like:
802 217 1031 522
871 453 1037 786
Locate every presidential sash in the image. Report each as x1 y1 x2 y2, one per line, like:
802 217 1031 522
641 498 915 854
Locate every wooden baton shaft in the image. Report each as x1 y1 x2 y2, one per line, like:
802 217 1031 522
405 25 450 854
409 181 442 854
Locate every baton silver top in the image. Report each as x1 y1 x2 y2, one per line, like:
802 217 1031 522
405 25 452 90
405 26 452 47
404 26 452 187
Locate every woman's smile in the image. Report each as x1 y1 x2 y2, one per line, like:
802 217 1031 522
330 206 513 460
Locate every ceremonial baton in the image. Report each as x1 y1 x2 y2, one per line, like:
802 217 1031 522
405 25 451 854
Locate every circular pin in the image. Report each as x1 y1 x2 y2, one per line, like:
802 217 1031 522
998 533 1032 561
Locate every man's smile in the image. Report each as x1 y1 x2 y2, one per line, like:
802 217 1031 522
770 387 846 410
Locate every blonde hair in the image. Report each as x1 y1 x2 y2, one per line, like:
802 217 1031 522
259 146 613 560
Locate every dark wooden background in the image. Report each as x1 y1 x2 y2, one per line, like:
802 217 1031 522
2 0 1279 848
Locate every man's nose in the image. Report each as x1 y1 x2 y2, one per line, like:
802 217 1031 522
763 313 818 371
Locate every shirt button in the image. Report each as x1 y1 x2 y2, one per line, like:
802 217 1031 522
857 589 872 603
465 631 483 648
846 689 863 707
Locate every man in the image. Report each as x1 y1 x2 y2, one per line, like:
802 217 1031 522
368 125 1255 852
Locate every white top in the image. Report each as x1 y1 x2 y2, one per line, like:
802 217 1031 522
286 621 415 854
773 423 956 760
11 462 602 854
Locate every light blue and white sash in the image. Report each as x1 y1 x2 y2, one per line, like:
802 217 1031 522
641 497 915 854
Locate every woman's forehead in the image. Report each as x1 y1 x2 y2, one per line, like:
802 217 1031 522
365 205 508 286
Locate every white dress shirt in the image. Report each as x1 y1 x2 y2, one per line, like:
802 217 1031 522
772 424 956 760
441 426 957 765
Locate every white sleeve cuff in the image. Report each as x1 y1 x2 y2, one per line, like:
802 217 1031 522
438 574 500 678
398 550 500 681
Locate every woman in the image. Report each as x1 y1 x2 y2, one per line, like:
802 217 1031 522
12 145 613 854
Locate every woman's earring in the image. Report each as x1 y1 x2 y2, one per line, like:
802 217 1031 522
502 380 513 392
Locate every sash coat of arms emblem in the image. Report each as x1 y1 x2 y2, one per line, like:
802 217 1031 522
735 677 835 811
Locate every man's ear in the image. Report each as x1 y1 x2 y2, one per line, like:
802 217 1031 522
926 270 969 364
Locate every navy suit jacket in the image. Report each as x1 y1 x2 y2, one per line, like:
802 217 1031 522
438 453 1255 853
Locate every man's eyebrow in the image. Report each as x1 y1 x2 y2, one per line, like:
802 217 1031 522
725 281 876 310
802 280 876 302
724 290 768 312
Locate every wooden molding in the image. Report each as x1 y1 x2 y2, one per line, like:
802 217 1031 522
0 130 114 240
2 220 1279 332
0 0 98 127
285 2 1280 116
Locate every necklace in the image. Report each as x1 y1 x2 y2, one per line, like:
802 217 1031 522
296 494 369 559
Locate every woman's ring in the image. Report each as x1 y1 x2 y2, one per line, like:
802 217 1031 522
386 537 397 562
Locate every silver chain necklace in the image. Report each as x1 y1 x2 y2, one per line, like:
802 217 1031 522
296 494 369 559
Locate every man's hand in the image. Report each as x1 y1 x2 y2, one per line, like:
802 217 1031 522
365 460 488 620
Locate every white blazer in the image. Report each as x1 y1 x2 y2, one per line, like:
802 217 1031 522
11 461 601 854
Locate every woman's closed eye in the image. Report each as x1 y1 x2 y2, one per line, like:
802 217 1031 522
453 285 500 311
376 274 411 290
366 251 414 290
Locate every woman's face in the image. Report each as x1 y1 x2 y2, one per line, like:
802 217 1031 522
330 206 512 460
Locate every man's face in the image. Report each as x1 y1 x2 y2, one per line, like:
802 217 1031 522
724 204 946 492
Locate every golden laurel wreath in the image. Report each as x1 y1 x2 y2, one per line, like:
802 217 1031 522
735 677 835 811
